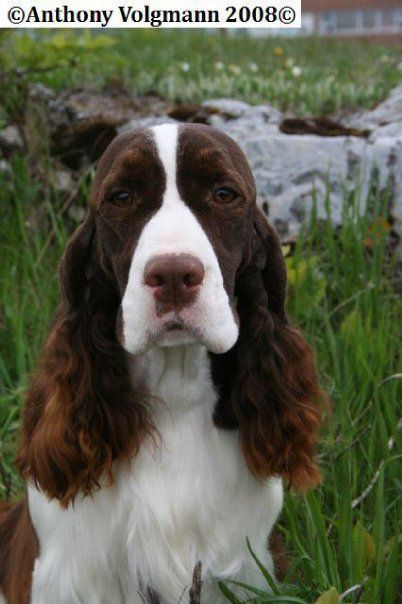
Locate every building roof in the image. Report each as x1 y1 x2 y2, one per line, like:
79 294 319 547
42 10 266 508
303 0 402 12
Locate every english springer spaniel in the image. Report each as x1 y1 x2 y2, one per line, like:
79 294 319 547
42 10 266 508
0 123 323 604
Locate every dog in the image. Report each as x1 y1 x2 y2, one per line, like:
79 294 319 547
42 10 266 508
0 123 322 603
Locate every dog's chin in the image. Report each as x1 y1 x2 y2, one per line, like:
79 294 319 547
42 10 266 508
156 320 208 349
157 328 200 348
124 323 238 356
157 324 239 354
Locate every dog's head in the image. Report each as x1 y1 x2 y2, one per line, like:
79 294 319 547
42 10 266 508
80 123 258 354
18 124 323 506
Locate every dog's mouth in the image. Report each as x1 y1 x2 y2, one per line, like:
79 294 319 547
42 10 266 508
165 320 185 332
152 318 200 349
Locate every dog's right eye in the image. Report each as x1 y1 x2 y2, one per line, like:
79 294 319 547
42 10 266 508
213 187 238 205
109 191 133 207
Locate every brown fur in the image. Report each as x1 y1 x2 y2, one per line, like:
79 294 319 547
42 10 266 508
210 192 323 491
0 124 324 602
0 500 38 603
15 217 154 507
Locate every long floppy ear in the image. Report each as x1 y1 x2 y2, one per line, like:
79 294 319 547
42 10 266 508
212 209 323 490
16 213 151 507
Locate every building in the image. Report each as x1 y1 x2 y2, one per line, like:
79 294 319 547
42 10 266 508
302 1 402 41
240 1 402 42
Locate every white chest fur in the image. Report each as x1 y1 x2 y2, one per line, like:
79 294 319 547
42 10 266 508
28 345 283 604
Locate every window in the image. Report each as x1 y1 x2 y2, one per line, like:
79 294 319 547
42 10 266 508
337 10 356 30
382 9 394 27
319 8 402 35
393 8 402 30
319 11 336 34
301 13 315 35
361 9 377 29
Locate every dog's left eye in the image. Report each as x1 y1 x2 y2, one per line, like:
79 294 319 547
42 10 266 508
109 191 133 207
213 187 238 205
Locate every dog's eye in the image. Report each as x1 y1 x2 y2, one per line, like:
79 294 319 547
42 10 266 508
109 191 133 207
213 187 237 205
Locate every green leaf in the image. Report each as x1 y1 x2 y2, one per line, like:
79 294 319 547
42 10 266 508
225 579 269 597
226 580 308 604
217 581 243 603
313 587 339 604
352 521 376 576
246 537 280 594
339 309 360 344
50 33 69 49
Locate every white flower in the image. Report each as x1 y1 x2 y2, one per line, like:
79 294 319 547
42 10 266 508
397 62 402 71
181 62 190 72
214 61 224 71
291 65 302 78
285 58 295 68
228 64 241 75
249 62 259 72
379 55 389 64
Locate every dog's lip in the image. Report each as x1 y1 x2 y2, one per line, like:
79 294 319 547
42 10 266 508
158 317 203 341
161 316 188 331
165 321 184 331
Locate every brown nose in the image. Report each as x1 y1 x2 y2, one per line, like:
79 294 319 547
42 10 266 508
144 254 204 312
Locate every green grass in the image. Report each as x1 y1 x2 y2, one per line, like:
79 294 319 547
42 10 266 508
0 157 401 603
218 190 402 603
1 30 402 118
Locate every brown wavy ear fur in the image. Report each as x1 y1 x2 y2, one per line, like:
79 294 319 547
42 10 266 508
212 209 323 490
16 213 151 507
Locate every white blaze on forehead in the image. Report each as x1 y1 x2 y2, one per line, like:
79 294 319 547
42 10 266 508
153 123 178 198
121 123 239 355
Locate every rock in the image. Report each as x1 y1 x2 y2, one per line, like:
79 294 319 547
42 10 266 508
211 104 402 245
0 159 11 175
118 89 402 249
119 115 177 134
203 98 251 119
167 103 211 123
21 83 402 252
370 121 402 144
29 83 54 102
54 169 75 195
25 86 173 170
232 133 370 239
280 116 369 138
68 205 86 224
352 85 402 132
369 84 402 126
0 125 24 155
203 98 282 125
25 84 145 169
